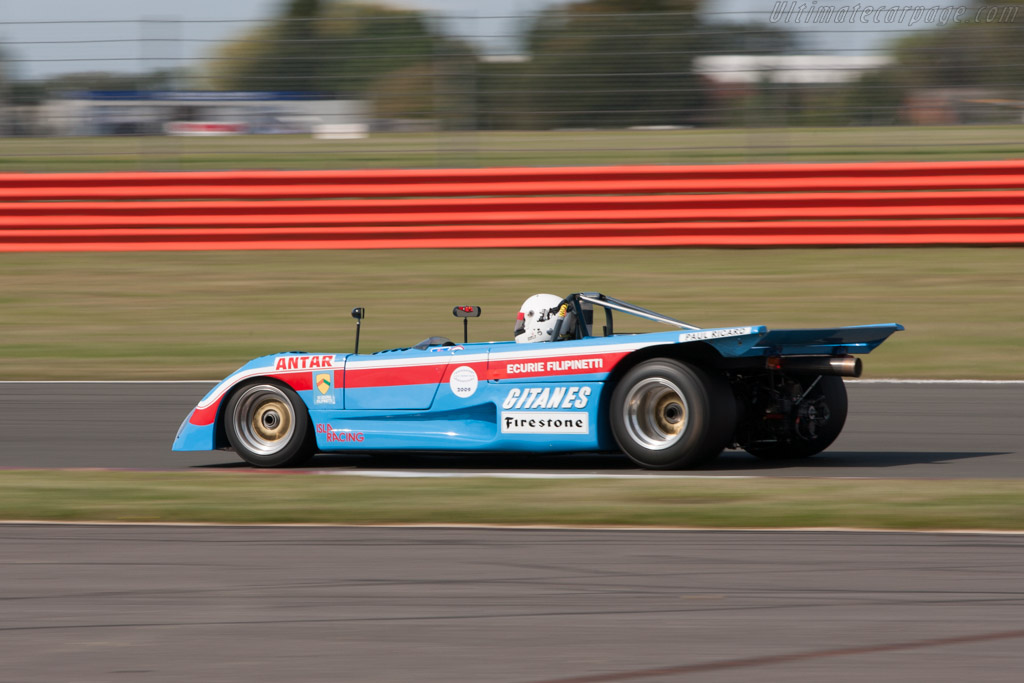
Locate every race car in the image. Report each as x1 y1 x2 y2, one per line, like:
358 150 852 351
172 292 902 469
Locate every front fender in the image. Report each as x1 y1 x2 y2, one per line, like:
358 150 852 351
171 376 236 451
170 352 345 452
172 409 219 451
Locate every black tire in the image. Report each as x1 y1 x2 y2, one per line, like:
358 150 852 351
224 381 314 467
609 359 736 469
745 375 848 460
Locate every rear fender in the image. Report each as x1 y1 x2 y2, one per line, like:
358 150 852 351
596 341 726 445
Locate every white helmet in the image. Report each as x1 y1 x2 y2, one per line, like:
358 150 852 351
514 293 565 343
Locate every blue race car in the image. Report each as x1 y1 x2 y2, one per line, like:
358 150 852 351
173 292 902 469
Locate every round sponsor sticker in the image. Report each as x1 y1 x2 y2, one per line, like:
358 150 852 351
449 365 478 399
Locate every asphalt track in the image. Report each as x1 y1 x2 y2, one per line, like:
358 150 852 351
2 381 1023 477
3 384 1024 682
1 525 1023 682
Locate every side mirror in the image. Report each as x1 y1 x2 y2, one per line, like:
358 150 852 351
351 307 365 320
452 305 480 318
452 305 481 343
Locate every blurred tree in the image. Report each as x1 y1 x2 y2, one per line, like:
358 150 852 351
888 1 1024 89
208 1 474 101
484 0 796 129
210 0 801 129
280 0 324 92
834 1 1024 124
41 69 183 93
6 81 47 106
0 44 11 82
827 71 908 126
518 0 707 128
367 64 434 121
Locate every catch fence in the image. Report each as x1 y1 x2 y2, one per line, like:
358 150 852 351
3 7 1024 170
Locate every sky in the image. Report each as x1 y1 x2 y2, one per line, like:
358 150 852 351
0 0 938 80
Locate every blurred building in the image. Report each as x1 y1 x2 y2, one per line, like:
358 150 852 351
694 54 893 88
692 54 894 126
34 91 368 136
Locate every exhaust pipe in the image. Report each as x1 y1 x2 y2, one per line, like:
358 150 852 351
769 355 863 378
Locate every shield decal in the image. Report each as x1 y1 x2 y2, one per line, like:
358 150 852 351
316 373 332 395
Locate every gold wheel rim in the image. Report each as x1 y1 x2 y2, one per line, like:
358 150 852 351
252 399 291 442
623 377 689 451
232 385 298 456
653 393 686 438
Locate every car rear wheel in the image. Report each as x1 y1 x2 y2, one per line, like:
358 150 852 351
610 359 735 469
225 382 314 467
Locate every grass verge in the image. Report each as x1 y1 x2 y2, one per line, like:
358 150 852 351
2 247 1023 379
2 470 1023 531
4 127 1024 171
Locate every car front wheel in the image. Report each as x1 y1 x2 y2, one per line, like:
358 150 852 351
225 382 314 467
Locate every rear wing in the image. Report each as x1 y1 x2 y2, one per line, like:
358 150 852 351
751 323 904 356
688 323 904 358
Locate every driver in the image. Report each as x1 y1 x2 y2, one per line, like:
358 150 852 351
514 293 574 343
